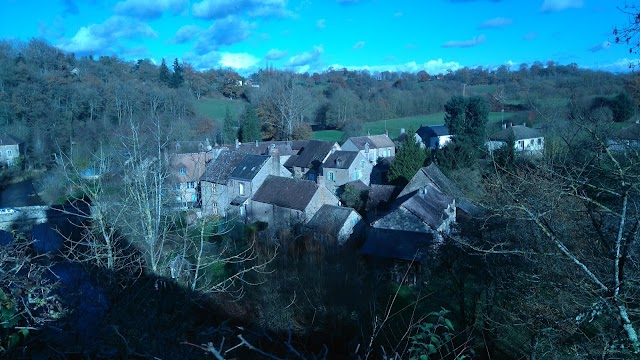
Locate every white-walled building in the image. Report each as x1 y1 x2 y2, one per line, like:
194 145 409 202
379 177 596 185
486 125 544 156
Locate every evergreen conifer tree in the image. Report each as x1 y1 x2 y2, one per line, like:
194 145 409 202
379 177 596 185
388 130 428 185
240 105 261 142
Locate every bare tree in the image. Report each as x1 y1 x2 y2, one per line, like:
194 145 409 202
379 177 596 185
55 145 143 277
115 115 173 274
480 114 640 356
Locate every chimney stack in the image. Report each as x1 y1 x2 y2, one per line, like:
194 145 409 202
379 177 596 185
270 144 280 176
400 128 406 134
235 138 239 149
317 175 325 188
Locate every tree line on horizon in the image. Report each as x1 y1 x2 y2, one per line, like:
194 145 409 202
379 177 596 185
0 37 635 169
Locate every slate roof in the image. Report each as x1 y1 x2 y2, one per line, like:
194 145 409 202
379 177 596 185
613 123 640 140
345 135 394 150
283 154 299 168
171 140 211 154
306 205 359 235
291 140 337 169
200 150 245 184
399 164 484 217
343 180 370 192
236 141 294 156
367 184 401 210
229 155 269 180
489 125 543 142
0 134 20 146
416 125 450 141
323 151 359 169
252 175 318 211
401 185 454 229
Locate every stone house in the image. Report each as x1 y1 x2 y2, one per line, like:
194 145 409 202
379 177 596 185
361 183 456 262
170 151 213 208
200 150 246 216
305 204 364 245
0 134 20 167
284 140 340 181
341 134 395 163
250 175 339 226
321 150 373 193
486 125 544 156
226 154 291 219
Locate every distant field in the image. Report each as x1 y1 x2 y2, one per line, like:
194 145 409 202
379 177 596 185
312 130 343 142
193 97 245 120
313 111 519 142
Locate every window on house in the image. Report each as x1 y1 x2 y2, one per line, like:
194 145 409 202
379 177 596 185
191 194 197 202
174 183 181 191
327 172 335 181
213 202 218 215
212 184 218 194
530 139 534 146
179 166 186 176
239 182 245 196
537 138 542 145
7 150 12 157
360 160 365 169
353 172 358 180
187 182 195 189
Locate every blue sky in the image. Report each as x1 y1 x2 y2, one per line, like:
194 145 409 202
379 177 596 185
1 0 635 75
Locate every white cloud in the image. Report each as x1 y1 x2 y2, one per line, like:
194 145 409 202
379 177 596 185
316 19 326 30
183 51 261 74
478 17 513 29
57 16 157 55
353 41 365 49
114 0 188 19
286 45 324 67
170 25 202 44
541 0 583 13
590 58 638 72
265 48 288 60
327 59 463 75
192 0 292 20
193 16 252 54
442 35 486 48
219 52 261 69
589 41 611 52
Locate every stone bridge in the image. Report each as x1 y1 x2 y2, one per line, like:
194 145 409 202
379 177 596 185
0 204 87 232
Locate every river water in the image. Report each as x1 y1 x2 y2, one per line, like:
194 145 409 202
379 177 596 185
0 179 45 207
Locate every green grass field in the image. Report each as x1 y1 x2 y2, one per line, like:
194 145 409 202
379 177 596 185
193 97 245 121
312 111 519 143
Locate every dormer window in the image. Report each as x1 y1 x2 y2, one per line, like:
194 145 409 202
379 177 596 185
336 157 343 167
179 166 186 176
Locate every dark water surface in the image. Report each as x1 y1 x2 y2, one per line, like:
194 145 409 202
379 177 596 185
0 179 45 207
